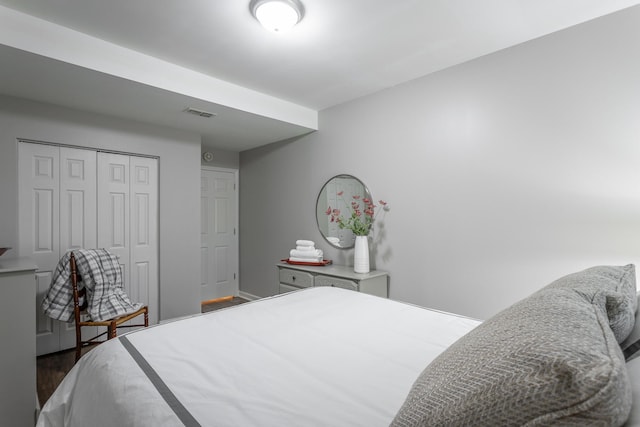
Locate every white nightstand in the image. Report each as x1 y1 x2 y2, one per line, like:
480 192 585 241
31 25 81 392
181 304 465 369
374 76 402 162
277 263 388 297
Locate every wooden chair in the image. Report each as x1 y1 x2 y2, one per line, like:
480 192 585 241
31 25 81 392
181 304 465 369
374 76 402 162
70 251 148 362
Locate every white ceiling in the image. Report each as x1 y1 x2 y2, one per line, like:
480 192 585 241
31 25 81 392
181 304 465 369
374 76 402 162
0 0 639 151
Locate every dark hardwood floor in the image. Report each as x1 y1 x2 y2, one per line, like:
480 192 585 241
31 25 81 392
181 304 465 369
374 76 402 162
36 347 88 408
37 297 248 408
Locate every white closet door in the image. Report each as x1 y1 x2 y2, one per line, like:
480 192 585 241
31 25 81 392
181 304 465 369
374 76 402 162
20 144 100 354
58 147 98 350
130 156 158 324
18 143 61 355
97 153 131 290
20 144 158 355
98 152 158 324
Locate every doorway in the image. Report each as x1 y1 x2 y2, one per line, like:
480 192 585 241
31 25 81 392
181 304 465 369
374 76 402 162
200 167 239 301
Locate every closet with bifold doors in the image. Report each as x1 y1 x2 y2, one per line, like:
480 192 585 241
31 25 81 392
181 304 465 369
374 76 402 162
18 141 158 356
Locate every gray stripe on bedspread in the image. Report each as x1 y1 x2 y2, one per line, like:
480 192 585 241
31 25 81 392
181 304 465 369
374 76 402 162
120 336 201 427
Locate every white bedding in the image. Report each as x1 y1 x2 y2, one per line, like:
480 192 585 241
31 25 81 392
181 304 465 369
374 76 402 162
37 287 480 427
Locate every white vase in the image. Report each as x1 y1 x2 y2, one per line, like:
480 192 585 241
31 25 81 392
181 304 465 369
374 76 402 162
353 235 370 273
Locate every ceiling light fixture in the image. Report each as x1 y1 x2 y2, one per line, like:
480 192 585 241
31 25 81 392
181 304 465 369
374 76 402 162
249 0 304 33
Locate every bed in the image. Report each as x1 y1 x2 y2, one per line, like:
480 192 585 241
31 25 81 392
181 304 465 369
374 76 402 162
37 265 640 426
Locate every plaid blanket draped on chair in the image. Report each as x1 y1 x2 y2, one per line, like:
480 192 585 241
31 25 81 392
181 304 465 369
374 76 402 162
42 249 143 322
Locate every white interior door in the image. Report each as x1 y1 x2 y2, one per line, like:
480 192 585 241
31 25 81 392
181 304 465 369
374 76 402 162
201 168 238 301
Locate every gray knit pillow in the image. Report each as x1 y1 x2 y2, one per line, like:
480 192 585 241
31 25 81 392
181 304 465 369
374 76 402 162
392 267 634 426
546 264 636 343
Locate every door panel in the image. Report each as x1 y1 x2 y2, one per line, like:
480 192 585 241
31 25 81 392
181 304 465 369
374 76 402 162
200 168 238 301
34 189 55 252
132 262 149 302
129 156 158 324
59 147 97 251
34 271 58 351
59 147 97 350
19 143 60 355
98 153 131 290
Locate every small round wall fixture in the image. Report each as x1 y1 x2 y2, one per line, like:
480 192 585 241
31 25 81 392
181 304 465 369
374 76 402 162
249 0 304 33
202 151 214 162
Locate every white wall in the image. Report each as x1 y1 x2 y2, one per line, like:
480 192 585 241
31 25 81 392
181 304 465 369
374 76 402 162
240 6 640 320
0 95 202 320
200 142 239 169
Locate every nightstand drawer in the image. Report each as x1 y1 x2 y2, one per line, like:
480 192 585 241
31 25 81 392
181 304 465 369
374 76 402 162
279 268 314 288
315 275 358 291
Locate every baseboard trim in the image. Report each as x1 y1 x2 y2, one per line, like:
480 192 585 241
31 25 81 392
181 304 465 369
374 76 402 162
239 291 261 301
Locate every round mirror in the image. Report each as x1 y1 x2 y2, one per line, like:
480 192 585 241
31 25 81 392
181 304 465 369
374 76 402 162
316 174 371 249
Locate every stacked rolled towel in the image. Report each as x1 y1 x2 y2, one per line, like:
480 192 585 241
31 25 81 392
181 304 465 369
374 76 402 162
289 239 323 263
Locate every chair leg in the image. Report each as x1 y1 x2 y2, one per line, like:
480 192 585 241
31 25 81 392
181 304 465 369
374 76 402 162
75 343 82 363
108 322 117 339
144 309 149 327
75 323 82 363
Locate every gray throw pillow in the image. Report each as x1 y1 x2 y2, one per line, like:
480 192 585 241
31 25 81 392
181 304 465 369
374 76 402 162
392 266 634 426
546 264 636 343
